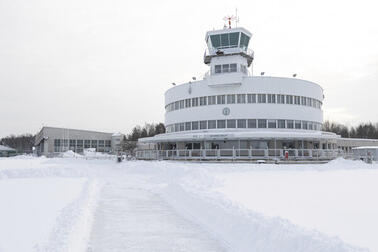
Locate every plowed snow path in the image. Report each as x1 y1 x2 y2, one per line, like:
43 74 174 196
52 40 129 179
88 179 226 252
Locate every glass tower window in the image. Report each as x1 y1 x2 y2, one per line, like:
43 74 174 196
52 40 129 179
210 32 240 49
217 120 226 129
278 120 286 128
227 119 236 128
237 119 246 128
230 63 237 72
227 94 236 104
192 121 199 130
258 119 267 128
240 32 250 50
247 94 256 103
208 120 216 129
222 64 229 73
248 119 257 128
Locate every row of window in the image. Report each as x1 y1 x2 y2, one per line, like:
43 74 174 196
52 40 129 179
209 32 250 50
54 139 111 148
213 63 248 75
166 119 322 133
166 93 322 112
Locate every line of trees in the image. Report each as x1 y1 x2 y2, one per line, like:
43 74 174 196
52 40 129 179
323 121 378 139
121 123 165 151
0 134 35 153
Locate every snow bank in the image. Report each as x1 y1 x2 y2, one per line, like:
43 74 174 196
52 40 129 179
37 179 102 252
160 183 366 252
0 178 86 252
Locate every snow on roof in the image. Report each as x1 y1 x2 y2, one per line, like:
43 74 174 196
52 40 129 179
352 146 378 150
0 145 16 151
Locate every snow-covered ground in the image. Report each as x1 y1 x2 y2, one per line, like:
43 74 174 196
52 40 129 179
0 156 377 251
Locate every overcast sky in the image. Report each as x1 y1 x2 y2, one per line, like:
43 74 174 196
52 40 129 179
0 0 378 137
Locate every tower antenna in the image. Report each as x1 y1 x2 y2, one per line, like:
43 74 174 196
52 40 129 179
235 8 239 27
223 15 237 29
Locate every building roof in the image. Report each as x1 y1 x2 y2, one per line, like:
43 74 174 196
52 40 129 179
0 145 16 151
139 130 339 143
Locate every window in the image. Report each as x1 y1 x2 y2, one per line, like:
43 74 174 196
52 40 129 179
267 94 276 103
237 119 246 128
309 123 313 130
179 123 185 131
192 97 198 107
91 140 97 148
215 65 222 74
268 120 276 128
179 100 184 109
76 140 83 147
54 139 61 147
258 119 267 128
208 96 216 105
200 121 207 130
302 121 308 130
192 121 199 130
105 140 111 147
301 96 307 106
210 32 240 49
286 95 293 104
277 94 285 104
248 119 257 128
200 96 207 106
217 95 225 104
227 94 236 104
185 122 191 131
258 94 266 103
174 101 179 110
98 140 105 147
217 120 226 128
210 35 221 48
84 140 90 148
278 120 285 128
312 99 317 108
294 96 300 105
222 64 229 73
229 32 239 47
306 97 312 106
174 123 179 132
240 32 250 50
295 121 301 129
230 63 237 72
247 94 256 103
208 120 216 129
227 119 236 128
287 120 294 129
185 99 191 108
237 94 246 103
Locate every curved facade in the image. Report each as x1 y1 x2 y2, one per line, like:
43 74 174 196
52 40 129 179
138 25 340 160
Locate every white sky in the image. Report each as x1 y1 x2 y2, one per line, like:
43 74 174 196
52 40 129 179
0 0 378 137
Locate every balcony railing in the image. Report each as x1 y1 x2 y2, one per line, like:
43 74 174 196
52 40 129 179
135 148 342 161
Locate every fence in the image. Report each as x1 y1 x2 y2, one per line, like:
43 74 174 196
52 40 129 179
135 148 341 161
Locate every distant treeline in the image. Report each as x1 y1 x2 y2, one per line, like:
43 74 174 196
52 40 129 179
0 134 35 153
121 123 165 151
323 121 378 139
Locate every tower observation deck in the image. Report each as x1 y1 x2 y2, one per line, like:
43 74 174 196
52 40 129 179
204 27 254 67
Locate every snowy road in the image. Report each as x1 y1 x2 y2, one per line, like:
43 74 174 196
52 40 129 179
88 178 226 252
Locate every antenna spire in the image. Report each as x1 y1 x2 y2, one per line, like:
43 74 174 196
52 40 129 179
223 15 237 29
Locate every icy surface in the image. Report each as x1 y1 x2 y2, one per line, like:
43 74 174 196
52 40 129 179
0 157 377 251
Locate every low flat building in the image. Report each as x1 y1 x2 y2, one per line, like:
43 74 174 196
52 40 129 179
0 145 17 157
34 127 124 156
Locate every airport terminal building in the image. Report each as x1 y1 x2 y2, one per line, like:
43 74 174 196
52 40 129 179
35 127 124 156
136 24 378 160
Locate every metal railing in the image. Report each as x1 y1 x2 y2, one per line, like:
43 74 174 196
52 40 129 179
135 148 341 161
